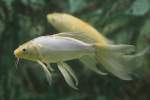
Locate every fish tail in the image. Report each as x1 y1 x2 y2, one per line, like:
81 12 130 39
93 43 136 80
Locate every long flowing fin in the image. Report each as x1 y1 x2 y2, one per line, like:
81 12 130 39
37 61 52 85
105 45 135 54
52 32 135 53
94 44 136 80
79 56 107 75
62 62 78 86
57 62 78 89
123 47 150 70
53 32 95 43
45 63 54 72
124 47 149 59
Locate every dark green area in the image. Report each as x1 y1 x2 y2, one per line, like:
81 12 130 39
0 0 150 100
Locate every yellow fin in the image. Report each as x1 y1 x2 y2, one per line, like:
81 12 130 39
94 44 136 80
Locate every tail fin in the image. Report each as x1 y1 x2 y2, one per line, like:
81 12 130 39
94 44 136 80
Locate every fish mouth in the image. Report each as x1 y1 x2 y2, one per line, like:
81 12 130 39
14 49 21 58
14 49 21 69
47 14 57 23
47 14 52 21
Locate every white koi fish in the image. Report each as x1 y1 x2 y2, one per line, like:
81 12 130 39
14 32 136 89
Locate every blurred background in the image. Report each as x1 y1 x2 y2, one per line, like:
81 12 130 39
0 0 150 100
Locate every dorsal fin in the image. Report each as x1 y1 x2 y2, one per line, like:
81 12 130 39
53 32 96 43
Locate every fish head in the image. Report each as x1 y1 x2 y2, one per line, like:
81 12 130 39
47 13 63 24
14 41 41 61
47 13 76 32
46 13 68 30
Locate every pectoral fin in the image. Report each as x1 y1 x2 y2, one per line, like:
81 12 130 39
57 62 78 89
37 61 52 85
44 62 54 72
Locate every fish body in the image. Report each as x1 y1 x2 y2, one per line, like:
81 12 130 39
14 34 97 89
47 13 108 45
14 32 137 89
15 36 94 63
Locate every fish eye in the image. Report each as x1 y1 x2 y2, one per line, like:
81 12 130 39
22 48 26 52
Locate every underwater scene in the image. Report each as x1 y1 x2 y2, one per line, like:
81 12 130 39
0 0 150 100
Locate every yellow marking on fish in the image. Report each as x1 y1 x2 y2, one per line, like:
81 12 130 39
47 13 109 45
